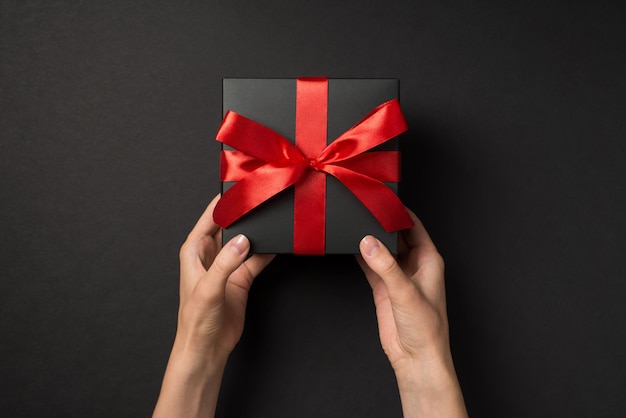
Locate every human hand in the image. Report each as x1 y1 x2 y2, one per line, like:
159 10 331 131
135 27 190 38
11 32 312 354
175 194 274 362
154 194 274 418
357 210 467 418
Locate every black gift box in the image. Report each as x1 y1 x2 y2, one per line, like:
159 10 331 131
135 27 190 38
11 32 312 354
220 78 404 254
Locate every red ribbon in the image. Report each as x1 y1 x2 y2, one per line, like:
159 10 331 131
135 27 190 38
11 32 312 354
214 78 413 254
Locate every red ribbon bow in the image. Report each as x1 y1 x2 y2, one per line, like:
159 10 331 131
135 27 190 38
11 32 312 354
214 78 413 254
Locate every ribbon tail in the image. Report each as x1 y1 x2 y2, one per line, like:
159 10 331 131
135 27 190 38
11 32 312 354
324 165 414 232
221 150 268 181
214 163 307 228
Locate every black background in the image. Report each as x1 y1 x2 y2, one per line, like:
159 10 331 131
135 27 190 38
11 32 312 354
1 1 625 417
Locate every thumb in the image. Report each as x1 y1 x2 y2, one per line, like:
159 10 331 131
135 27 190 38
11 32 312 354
359 235 418 304
194 234 250 303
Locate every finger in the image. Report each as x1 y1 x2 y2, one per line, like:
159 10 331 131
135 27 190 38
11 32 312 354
193 234 250 304
198 229 222 270
186 194 222 243
355 255 383 291
400 209 446 299
359 235 421 305
180 194 222 271
401 208 438 254
356 254 396 327
242 253 275 279
226 253 276 298
179 196 223 301
179 233 221 304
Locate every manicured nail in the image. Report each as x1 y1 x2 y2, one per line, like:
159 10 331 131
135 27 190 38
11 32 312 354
230 234 249 255
361 235 380 257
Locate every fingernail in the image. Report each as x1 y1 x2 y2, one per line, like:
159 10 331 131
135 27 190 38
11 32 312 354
230 234 249 256
360 235 380 257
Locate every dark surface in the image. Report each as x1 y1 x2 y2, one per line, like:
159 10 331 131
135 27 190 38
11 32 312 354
221 78 399 254
1 1 625 417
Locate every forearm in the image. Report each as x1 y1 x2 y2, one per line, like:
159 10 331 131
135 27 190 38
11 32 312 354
153 339 228 418
394 356 468 418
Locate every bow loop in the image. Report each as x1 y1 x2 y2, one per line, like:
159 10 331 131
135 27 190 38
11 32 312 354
317 99 408 164
218 111 305 164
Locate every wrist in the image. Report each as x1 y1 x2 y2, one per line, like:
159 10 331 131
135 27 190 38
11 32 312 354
153 338 229 418
170 332 230 379
393 352 456 392
393 354 467 418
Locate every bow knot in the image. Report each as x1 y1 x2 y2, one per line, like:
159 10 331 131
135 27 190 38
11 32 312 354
307 158 323 171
